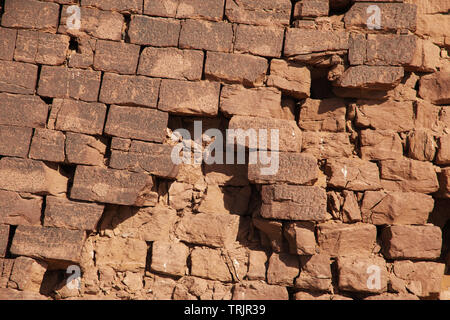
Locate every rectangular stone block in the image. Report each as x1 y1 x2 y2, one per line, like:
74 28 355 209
29 129 66 163
267 252 299 286
65 132 106 166
0 157 68 196
68 37 96 69
109 141 179 179
336 66 404 90
175 212 240 248
70 165 154 206
95 237 147 272
176 0 225 21
38 66 101 102
14 30 70 65
408 129 437 162
7 256 47 292
225 0 291 26
267 59 311 99
232 281 289 300
44 196 104 231
317 222 377 257
248 152 319 185
437 168 450 199
151 241 189 277
381 225 442 260
1 0 59 32
348 33 366 65
190 247 232 282
360 130 404 160
81 0 143 13
10 226 86 263
365 34 417 66
59 5 124 41
299 98 346 132
105 105 168 142
179 19 233 53
0 27 17 61
0 61 38 94
144 0 179 17
419 71 450 105
158 80 220 116
261 185 327 221
293 0 329 18
99 73 161 108
128 16 180 47
0 125 33 158
302 132 354 159
0 225 9 257
94 40 140 75
138 47 203 81
0 93 48 129
234 24 284 58
205 52 268 87
50 99 107 135
295 254 332 292
0 190 42 226
284 29 349 56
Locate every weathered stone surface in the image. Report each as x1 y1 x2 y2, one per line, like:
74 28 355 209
267 60 311 99
261 185 326 221
348 33 366 65
249 152 319 185
205 52 268 87
380 159 439 193
197 184 250 216
158 80 220 116
81 0 143 13
179 20 233 52
247 250 268 281
0 60 38 94
220 85 288 119
415 13 450 47
0 191 42 226
68 36 96 69
336 66 404 90
285 28 348 55
228 116 302 152
151 241 189 277
70 166 154 206
95 237 147 272
175 0 225 21
225 0 292 26
10 226 85 263
294 0 329 18
0 288 47 300
317 222 377 257
138 47 203 81
364 34 417 66
299 98 346 132
14 30 70 65
65 132 106 166
59 6 124 41
0 125 33 158
295 254 332 292
234 25 284 58
381 225 442 260
355 100 414 132
100 73 161 108
408 129 437 162
419 71 450 105
29 129 66 163
252 218 284 253
175 212 240 248
110 141 179 179
7 256 47 292
190 247 232 282
360 130 403 160
302 132 354 159
44 196 104 231
0 27 16 61
38 66 101 101
128 16 180 47
1 0 59 32
0 158 68 196
50 99 107 135
392 260 445 298
267 253 299 286
284 222 316 255
105 105 168 143
337 256 388 293
168 182 193 210
203 163 249 186
94 40 140 75
409 38 441 72
436 134 450 165
437 168 450 199
144 0 179 17
0 225 9 257
344 2 417 32
232 281 289 300
325 158 381 191
341 190 362 223
361 191 434 225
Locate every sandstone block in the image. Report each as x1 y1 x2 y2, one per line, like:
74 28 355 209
65 132 106 166
295 254 332 292
408 129 437 161
0 27 16 60
175 0 225 21
94 40 140 75
267 60 311 99
437 168 450 198
360 130 403 160
267 253 299 286
1 0 59 32
144 0 179 17
128 16 180 47
365 34 417 66
234 25 284 58
179 20 233 52
0 61 38 94
0 125 33 158
190 247 232 282
436 134 450 165
0 191 42 226
302 132 354 159
68 36 96 69
299 98 346 132
70 165 154 206
232 281 289 300
203 163 250 186
284 29 349 56
252 218 284 253
247 250 268 281
105 105 168 142
0 225 9 257
29 129 66 163
95 237 147 272
151 241 189 277
336 66 404 90
197 184 250 216
293 0 329 18
225 0 291 26
81 0 143 13
419 71 450 105
7 257 47 292
284 221 317 255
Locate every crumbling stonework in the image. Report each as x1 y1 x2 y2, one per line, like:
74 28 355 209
0 0 449 301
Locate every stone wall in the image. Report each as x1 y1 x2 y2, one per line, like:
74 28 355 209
0 0 449 300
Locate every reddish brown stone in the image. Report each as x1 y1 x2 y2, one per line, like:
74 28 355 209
205 52 268 87
419 71 450 105
150 241 189 277
0 288 47 300
284 29 349 56
408 129 437 162
0 190 42 226
437 167 450 199
365 34 417 66
0 125 33 158
252 218 284 253
38 66 101 102
234 24 284 58
284 222 317 255
302 132 354 159
299 98 346 132
267 253 299 286
293 0 329 18
232 281 288 300
190 247 231 282
179 20 233 53
267 59 311 99
105 105 168 142
0 94 48 129
68 37 96 69
144 0 179 17
70 165 154 206
1 0 59 32
44 196 104 231
28 129 66 163
0 225 9 257
295 254 332 292
225 0 291 26
65 132 106 166
176 0 225 21
360 130 403 160
7 256 47 292
0 61 38 95
94 40 140 75
247 250 268 281
94 237 147 272
99 73 161 108
10 226 86 263
81 0 143 13
128 16 180 47
336 66 404 90
0 27 17 61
